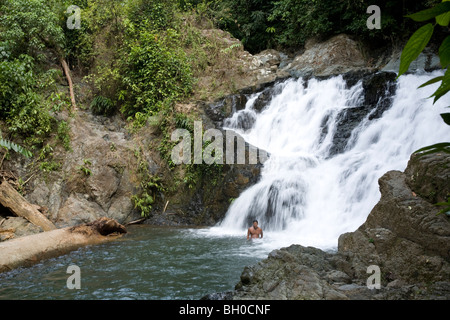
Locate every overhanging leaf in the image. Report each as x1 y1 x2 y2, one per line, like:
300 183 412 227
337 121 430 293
418 76 443 88
436 0 450 26
440 113 450 125
406 1 450 22
431 68 450 103
414 142 450 156
439 35 450 68
398 23 434 77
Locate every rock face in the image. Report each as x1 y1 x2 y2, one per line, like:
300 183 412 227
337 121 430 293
215 152 450 300
14 110 143 228
145 133 266 226
283 34 368 78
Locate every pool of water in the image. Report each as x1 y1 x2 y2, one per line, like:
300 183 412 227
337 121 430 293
0 225 269 300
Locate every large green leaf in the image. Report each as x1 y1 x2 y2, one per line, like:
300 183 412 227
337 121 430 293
418 76 444 88
406 1 450 22
431 68 450 103
441 113 450 125
398 23 434 77
436 0 450 26
439 36 450 68
435 197 450 216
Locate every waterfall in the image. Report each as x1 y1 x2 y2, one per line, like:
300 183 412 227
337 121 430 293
214 71 449 250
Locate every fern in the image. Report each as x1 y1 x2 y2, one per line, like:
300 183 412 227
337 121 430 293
0 138 32 158
90 96 115 116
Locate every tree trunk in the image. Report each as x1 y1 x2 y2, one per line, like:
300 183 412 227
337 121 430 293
0 180 56 231
60 58 77 110
0 217 126 273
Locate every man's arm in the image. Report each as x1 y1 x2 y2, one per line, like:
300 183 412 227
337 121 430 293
260 229 263 238
247 228 250 240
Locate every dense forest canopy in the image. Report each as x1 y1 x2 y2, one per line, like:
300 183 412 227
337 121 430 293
0 0 445 156
190 0 443 53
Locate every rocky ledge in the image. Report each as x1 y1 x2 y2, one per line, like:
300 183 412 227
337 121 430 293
206 152 450 300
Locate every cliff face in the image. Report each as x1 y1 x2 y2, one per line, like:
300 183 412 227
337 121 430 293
213 152 450 300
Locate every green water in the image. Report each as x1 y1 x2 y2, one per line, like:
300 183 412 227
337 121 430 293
0 225 267 300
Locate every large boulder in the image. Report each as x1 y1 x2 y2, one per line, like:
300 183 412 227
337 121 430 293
381 48 441 74
283 34 368 78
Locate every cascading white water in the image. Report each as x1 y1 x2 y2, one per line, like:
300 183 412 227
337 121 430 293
208 71 449 251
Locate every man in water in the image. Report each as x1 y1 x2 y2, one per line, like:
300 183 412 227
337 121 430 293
247 220 263 240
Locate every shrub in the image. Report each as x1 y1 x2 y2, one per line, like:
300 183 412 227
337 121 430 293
120 29 193 117
0 56 53 145
90 96 116 116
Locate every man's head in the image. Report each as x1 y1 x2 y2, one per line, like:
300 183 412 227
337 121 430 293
252 220 258 229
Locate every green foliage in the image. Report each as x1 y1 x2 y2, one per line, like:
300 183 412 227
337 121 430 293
57 121 72 151
78 159 92 176
414 143 450 156
405 1 450 22
0 0 65 61
120 29 193 117
0 56 53 145
126 0 178 31
61 0 124 70
399 0 450 156
398 23 435 76
0 0 69 151
435 197 450 216
402 2 450 215
90 96 116 116
39 160 62 172
132 145 165 217
199 0 440 53
220 43 243 54
132 175 165 218
0 138 32 159
131 192 155 218
174 112 194 131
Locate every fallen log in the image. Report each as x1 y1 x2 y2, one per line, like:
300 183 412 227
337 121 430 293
0 180 56 231
0 217 127 273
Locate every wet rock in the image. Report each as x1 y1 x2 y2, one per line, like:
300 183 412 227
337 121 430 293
204 94 248 125
382 48 441 73
325 71 397 157
252 83 284 112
